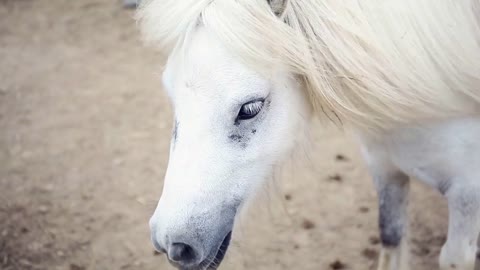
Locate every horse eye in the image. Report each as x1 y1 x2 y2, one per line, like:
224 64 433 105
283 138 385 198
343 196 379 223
237 100 264 121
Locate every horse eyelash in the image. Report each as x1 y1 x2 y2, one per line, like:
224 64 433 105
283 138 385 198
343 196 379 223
242 101 264 114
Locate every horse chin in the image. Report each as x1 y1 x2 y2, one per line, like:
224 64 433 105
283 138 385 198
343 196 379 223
202 231 232 270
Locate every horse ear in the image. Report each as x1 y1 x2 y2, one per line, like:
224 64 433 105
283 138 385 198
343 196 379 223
267 0 287 17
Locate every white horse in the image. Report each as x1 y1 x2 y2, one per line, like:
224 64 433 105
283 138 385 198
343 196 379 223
137 0 480 269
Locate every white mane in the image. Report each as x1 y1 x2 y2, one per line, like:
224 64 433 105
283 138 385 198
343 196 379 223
137 0 480 132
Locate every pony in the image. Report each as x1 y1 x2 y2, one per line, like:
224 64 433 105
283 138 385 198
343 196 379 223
136 0 480 269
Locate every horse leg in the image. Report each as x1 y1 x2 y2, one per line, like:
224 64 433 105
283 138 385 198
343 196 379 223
439 184 480 270
357 134 410 270
374 171 410 270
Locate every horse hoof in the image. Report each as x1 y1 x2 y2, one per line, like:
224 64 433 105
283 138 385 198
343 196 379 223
123 0 139 9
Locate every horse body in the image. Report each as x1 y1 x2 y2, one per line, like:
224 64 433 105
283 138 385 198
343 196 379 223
136 1 480 269
357 117 480 269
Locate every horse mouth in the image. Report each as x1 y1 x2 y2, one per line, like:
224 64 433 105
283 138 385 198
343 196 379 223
203 231 232 270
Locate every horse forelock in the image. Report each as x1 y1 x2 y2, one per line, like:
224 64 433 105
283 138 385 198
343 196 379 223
137 0 480 133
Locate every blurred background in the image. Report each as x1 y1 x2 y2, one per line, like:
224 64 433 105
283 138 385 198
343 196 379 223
0 0 449 269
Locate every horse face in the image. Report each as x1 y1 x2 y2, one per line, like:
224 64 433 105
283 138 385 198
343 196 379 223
150 26 309 269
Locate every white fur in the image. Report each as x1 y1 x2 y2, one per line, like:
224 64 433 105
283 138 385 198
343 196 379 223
357 118 480 270
138 1 480 269
149 27 310 268
138 0 480 131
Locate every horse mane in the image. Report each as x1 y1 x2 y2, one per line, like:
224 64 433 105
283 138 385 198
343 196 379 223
137 0 480 132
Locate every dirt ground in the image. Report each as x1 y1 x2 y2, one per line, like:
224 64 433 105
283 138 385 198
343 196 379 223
0 1 456 269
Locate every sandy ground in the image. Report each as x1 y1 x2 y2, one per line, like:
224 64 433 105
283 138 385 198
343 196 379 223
0 1 456 269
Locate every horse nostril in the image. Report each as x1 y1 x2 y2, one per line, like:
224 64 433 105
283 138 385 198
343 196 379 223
168 242 197 264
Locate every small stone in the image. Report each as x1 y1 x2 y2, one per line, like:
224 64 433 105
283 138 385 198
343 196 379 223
19 259 33 266
362 248 378 260
414 246 430 256
358 206 369 213
284 194 292 201
38 205 49 213
113 158 124 166
328 174 342 182
136 197 147 205
301 219 315 230
70 263 86 270
40 184 54 192
29 242 43 251
330 260 347 269
368 236 380 245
